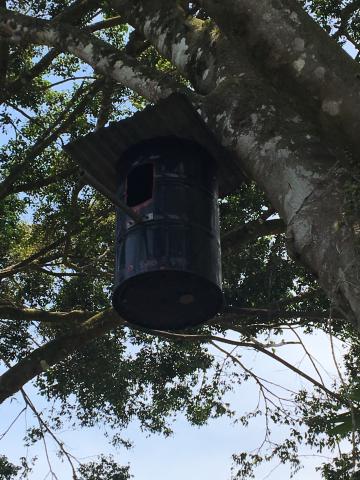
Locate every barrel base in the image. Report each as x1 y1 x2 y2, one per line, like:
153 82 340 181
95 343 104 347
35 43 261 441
112 270 223 330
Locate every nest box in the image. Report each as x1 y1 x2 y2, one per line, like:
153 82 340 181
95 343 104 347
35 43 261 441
64 93 242 330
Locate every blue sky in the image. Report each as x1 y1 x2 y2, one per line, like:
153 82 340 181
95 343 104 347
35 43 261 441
0 330 347 480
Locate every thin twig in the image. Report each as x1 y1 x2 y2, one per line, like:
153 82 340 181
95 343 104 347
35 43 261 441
0 79 104 199
144 328 343 401
288 325 327 391
44 76 95 89
328 315 358 471
87 15 123 32
0 205 112 278
20 389 79 479
0 406 26 440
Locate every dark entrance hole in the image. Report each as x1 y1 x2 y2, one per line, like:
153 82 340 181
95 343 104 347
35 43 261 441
126 163 153 207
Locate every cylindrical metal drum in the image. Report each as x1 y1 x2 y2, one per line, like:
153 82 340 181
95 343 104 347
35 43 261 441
112 137 223 330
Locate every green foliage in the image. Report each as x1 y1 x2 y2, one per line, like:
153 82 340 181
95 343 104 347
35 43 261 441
78 455 131 480
301 0 360 55
0 456 20 480
308 382 360 440
34 328 232 437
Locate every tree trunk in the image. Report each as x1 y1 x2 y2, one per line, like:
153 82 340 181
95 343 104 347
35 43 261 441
200 80 360 328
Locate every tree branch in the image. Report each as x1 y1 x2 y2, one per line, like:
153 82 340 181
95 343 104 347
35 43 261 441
51 0 101 24
20 388 79 478
0 79 103 199
0 8 181 102
0 0 101 103
0 304 94 324
0 48 60 103
333 0 360 40
249 338 342 401
110 0 218 92
198 0 360 158
87 15 123 32
137 327 343 401
43 76 95 89
288 325 327 392
0 304 344 406
196 37 360 328
221 306 340 323
95 81 115 131
0 308 124 404
0 205 112 278
0 405 26 440
10 167 78 194
221 218 285 252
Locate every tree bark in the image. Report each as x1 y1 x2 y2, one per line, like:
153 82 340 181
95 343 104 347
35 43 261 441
198 0 360 157
198 72 360 328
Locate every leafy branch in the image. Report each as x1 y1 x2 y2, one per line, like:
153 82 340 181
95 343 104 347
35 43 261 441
0 79 104 199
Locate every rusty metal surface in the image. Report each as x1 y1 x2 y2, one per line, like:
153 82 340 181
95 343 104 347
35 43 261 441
64 93 244 200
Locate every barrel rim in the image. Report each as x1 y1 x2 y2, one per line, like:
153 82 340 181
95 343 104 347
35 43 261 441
112 269 224 330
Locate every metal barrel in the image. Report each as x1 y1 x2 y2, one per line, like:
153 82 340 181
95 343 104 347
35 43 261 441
112 137 223 330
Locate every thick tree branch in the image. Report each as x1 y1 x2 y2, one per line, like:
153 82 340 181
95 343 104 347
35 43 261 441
110 0 218 92
0 0 101 103
51 0 101 24
10 167 78 194
333 1 360 40
0 304 94 324
199 0 360 158
0 303 343 405
0 8 180 101
0 308 124 404
0 302 334 328
222 218 285 252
